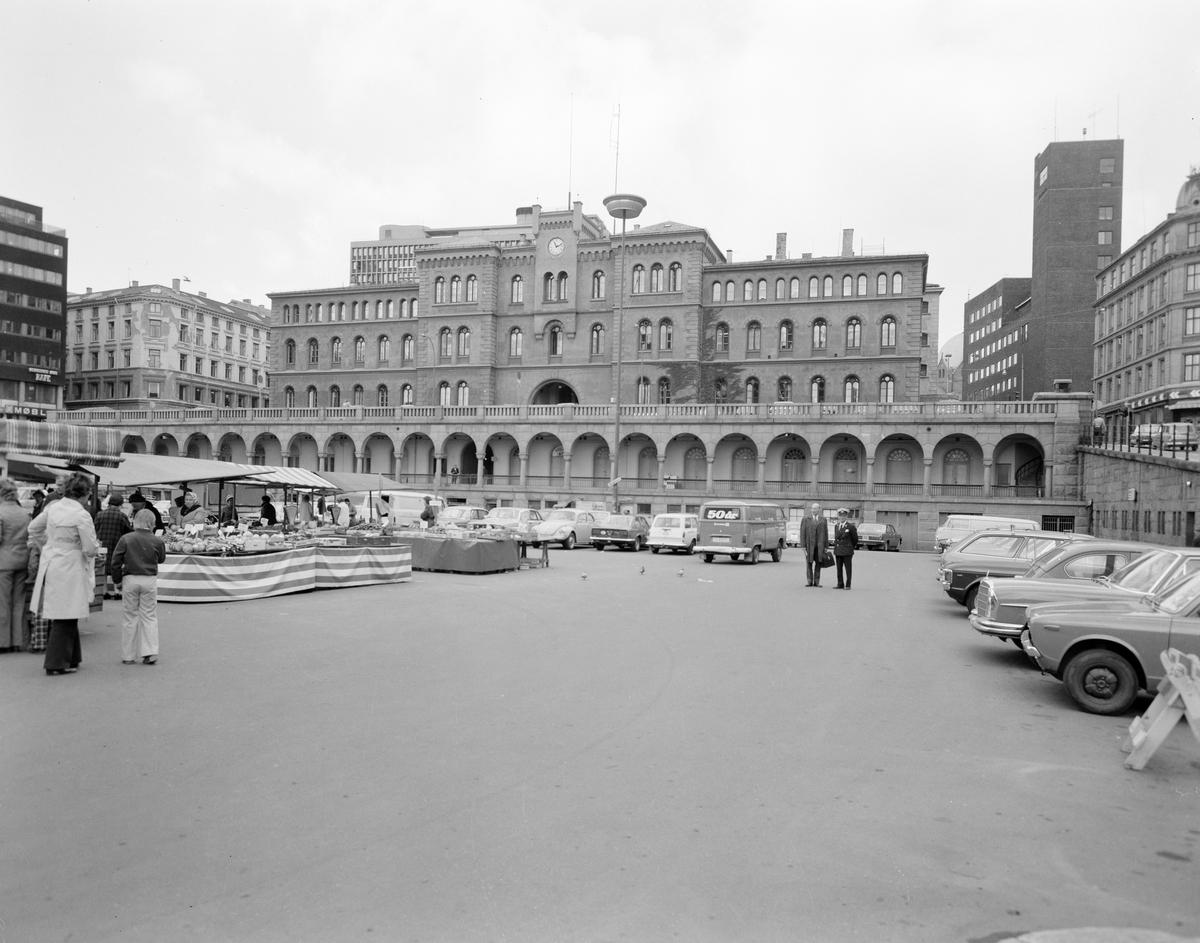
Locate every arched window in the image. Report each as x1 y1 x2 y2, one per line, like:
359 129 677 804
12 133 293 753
434 277 446 304
776 278 786 300
282 304 291 324
782 446 807 482
450 276 462 303
809 276 819 299
684 446 706 481
401 334 414 362
543 272 555 301
590 324 604 355
857 274 867 295
549 324 564 356
338 302 345 321
315 302 323 321
733 446 756 481
715 323 730 353
457 381 469 406
790 277 800 299
823 275 833 297
466 275 478 302
747 321 762 352
880 316 897 347
377 384 389 407
846 318 862 348
879 374 896 403
632 265 646 293
811 376 825 403
637 376 651 404
650 264 664 292
659 319 673 351
284 386 295 407
308 339 319 364
592 271 605 299
711 281 722 303
777 376 793 401
668 263 682 292
411 299 418 317
400 384 413 405
378 336 390 361
812 319 827 349
743 280 754 302
285 340 296 365
745 377 760 403
557 271 568 298
386 299 394 318
943 448 971 485
511 275 524 304
638 320 653 352
877 273 888 295
714 377 728 403
350 301 358 320
725 280 735 302
509 328 523 358
658 377 671 403
331 337 342 363
757 279 768 301
353 337 366 363
438 381 451 406
844 375 860 403
399 299 408 318
305 304 314 322
376 300 383 319
779 320 794 350
457 327 470 358
439 327 452 357
842 274 852 296
352 384 363 406
306 386 318 408
892 272 903 294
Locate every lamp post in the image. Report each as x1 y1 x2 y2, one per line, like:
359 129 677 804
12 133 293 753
603 193 646 514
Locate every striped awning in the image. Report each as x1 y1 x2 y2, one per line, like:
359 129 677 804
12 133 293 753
1 418 124 468
236 466 333 489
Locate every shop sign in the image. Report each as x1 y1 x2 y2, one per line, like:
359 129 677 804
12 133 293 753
30 369 58 382
1 405 48 419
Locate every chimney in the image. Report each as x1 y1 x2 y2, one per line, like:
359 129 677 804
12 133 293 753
727 249 734 262
775 233 787 260
172 278 180 291
131 280 138 287
85 287 91 293
801 253 812 260
841 229 854 257
199 291 207 298
243 298 250 303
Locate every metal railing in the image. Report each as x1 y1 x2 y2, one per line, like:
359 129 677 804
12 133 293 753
931 484 983 496
873 482 923 495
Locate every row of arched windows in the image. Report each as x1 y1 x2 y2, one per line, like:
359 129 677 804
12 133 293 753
433 275 479 305
707 374 897 404
712 317 897 353
281 381 471 409
286 327 477 368
503 264 685 304
712 272 904 304
282 299 417 323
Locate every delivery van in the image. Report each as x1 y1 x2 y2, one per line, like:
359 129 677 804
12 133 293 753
934 514 1036 553
695 500 787 564
344 490 443 527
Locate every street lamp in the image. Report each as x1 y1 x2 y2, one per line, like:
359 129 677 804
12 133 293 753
603 193 646 514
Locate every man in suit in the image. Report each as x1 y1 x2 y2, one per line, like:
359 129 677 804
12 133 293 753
799 502 829 587
832 508 858 590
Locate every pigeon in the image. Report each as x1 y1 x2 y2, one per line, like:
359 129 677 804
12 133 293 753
581 573 588 580
677 569 685 577
639 566 645 575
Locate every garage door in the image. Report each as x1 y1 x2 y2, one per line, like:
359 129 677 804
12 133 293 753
875 510 917 552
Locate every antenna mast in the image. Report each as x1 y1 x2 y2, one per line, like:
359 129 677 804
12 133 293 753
611 104 622 191
568 93 574 206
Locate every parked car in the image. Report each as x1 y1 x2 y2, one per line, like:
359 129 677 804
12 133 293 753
591 514 651 551
1130 422 1199 451
968 539 1156 643
439 505 489 528
648 513 699 554
934 514 1037 553
532 508 605 549
937 529 1087 610
479 506 544 541
856 522 902 552
826 518 863 548
1022 570 1200 714
785 521 802 547
695 500 787 564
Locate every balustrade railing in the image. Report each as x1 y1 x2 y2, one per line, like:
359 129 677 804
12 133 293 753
873 482 923 495
931 483 984 496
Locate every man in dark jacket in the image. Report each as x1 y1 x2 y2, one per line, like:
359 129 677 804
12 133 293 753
128 492 164 534
95 494 133 599
832 508 858 590
799 502 828 588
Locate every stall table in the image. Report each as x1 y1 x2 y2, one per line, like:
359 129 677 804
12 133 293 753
400 533 520 574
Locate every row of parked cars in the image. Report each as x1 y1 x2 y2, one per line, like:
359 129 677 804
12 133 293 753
936 525 1200 715
437 505 701 553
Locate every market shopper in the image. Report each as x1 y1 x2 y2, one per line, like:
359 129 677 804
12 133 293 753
95 494 133 599
259 495 278 526
178 492 207 526
420 495 438 528
128 492 163 534
28 471 99 676
111 509 167 665
30 490 46 518
832 508 858 591
0 478 30 652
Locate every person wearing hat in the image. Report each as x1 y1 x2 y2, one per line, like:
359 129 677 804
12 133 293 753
220 494 239 526
799 502 829 588
128 492 163 534
178 492 207 526
832 508 858 591
259 494 278 526
95 493 133 599
419 495 438 529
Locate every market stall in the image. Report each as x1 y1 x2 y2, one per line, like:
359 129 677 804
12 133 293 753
400 532 520 574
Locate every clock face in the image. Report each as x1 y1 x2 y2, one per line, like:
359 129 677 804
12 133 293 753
548 237 565 257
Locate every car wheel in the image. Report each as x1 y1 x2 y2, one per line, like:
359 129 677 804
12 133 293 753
687 539 696 555
650 546 660 554
770 542 782 563
748 546 760 565
563 532 576 550
963 586 978 612
636 536 645 552
594 543 606 551
1062 648 1140 715
703 554 714 563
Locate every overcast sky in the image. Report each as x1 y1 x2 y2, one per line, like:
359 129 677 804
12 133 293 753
7 1 1198 353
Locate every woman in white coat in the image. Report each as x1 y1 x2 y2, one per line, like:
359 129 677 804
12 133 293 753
28 472 99 676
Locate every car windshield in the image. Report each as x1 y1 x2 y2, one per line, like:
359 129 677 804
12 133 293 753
958 534 1024 557
1113 551 1176 592
1152 571 1200 614
654 516 681 528
605 516 633 527
858 524 886 535
546 510 576 521
1023 544 1077 577
441 507 475 520
488 508 520 520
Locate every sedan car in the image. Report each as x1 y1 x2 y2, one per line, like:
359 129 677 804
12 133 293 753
785 521 802 547
856 522 902 552
478 506 544 541
937 529 1088 610
532 508 604 549
591 514 651 551
648 513 699 554
1022 570 1200 714
968 540 1153 641
438 505 490 528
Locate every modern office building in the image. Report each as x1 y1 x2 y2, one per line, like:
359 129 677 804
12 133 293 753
63 280 271 415
349 217 536 287
0 196 68 419
1093 168 1200 435
962 277 1032 400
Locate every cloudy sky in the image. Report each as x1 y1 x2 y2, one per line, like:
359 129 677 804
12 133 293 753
7 1 1198 351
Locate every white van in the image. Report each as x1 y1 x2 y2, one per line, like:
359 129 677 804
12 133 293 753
934 514 1037 553
345 490 443 528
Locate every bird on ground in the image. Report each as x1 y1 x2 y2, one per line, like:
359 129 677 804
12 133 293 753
639 566 645 574
581 573 588 580
677 569 685 577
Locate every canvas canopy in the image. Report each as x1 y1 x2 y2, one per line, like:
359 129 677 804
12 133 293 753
83 453 261 487
1 418 124 468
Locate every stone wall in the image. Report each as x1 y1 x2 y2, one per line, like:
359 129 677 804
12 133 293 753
1078 446 1200 546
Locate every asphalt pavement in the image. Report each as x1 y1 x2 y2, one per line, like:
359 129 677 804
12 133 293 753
2 545 1198 943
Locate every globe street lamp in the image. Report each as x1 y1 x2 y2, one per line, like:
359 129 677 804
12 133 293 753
603 193 646 515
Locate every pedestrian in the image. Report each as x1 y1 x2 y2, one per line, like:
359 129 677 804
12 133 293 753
111 509 167 666
298 493 314 524
30 489 46 518
799 501 829 588
833 508 858 591
178 492 207 526
27 471 99 676
128 491 164 534
258 494 278 526
0 478 31 652
220 494 239 526
450 465 459 484
419 495 438 529
95 493 133 599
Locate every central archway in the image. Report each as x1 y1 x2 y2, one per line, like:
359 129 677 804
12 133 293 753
530 380 579 405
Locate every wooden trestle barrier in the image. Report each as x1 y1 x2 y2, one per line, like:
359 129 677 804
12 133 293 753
1121 648 1200 771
